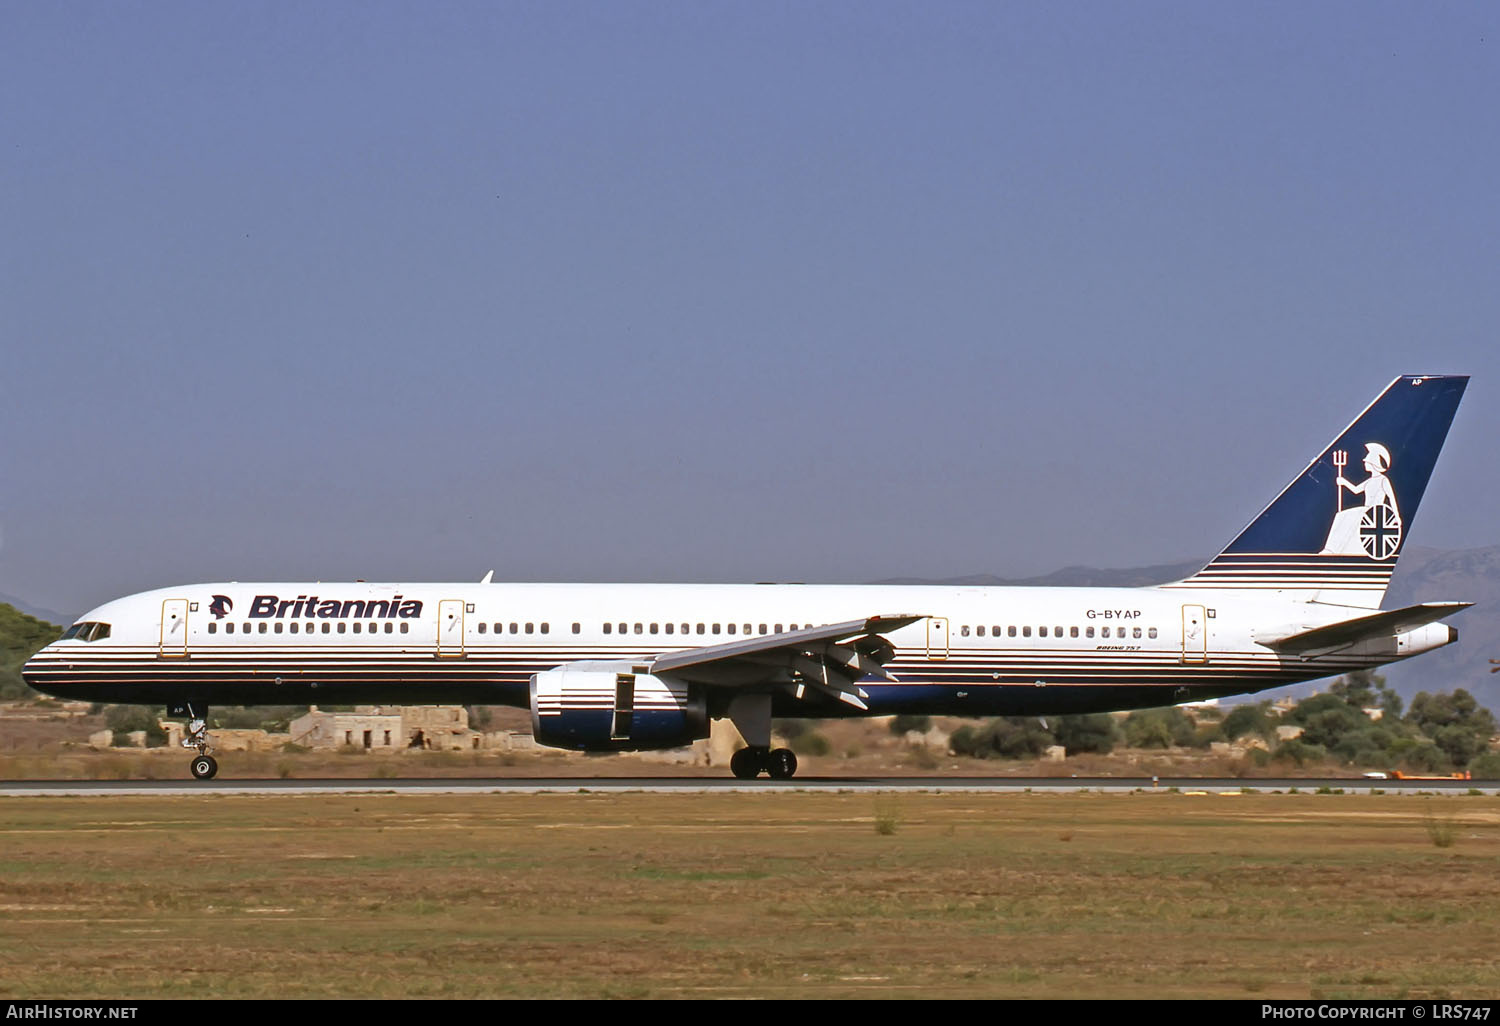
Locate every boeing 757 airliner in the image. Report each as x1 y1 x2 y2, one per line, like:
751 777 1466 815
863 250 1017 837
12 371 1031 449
23 375 1471 780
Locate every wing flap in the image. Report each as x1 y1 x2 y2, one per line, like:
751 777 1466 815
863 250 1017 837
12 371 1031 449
648 614 924 707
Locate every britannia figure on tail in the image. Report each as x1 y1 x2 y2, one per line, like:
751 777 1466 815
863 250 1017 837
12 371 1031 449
1320 442 1402 558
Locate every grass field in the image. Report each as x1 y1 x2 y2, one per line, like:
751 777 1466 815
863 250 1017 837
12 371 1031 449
1 791 1497 999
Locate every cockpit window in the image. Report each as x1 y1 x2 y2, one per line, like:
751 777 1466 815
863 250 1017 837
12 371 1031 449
63 621 111 642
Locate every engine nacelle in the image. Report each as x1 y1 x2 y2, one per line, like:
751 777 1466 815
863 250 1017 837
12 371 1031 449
529 662 709 752
1396 622 1457 658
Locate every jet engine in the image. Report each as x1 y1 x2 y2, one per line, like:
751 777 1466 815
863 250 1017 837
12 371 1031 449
529 662 709 751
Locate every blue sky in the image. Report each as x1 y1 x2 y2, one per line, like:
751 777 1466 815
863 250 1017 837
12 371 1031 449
3 2 1497 617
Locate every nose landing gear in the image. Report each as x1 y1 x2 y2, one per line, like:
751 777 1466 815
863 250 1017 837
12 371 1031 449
190 752 218 780
172 702 217 780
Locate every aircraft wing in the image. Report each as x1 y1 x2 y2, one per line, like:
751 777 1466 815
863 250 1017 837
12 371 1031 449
648 614 926 711
1259 602 1472 654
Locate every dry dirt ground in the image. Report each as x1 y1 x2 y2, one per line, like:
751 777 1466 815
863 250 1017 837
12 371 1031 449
0 791 1496 999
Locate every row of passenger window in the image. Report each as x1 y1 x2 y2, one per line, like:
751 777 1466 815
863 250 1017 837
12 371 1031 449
603 622 812 637
207 621 411 635
960 624 1159 640
475 622 814 637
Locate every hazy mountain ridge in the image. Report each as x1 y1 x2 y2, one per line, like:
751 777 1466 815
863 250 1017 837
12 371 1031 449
0 593 69 627
875 560 1207 589
1381 545 1500 705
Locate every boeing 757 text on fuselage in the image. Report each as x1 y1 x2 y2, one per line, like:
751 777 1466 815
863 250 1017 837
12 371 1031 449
24 376 1471 780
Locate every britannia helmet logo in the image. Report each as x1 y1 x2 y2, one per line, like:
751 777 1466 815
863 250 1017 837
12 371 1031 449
209 595 233 620
1320 442 1402 559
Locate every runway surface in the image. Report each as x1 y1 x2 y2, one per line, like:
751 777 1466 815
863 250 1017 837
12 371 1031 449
1 775 1492 796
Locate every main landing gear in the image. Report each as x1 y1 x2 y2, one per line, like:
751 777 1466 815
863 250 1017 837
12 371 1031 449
174 702 217 780
730 746 798 780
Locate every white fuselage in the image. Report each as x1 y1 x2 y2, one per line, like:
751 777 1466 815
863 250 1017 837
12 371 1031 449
22 580 1452 719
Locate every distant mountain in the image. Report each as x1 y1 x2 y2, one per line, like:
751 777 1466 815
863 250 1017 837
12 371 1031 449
877 560 1206 590
876 545 1500 706
1381 545 1500 707
0 593 69 627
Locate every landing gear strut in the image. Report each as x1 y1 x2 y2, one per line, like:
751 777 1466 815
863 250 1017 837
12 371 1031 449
176 702 217 780
730 746 798 780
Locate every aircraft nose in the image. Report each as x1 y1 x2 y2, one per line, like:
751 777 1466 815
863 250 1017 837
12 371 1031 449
21 646 52 693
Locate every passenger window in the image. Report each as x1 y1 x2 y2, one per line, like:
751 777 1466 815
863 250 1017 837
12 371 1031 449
1039 626 1047 638
650 623 659 634
774 624 783 634
1086 626 1095 638
400 623 409 634
275 622 284 634
1008 626 1016 638
290 622 299 634
1055 626 1063 637
1022 626 1031 637
603 623 612 634
1148 627 1158 639
696 624 705 635
664 623 674 635
976 626 985 637
1133 627 1142 639
759 624 767 635
320 623 330 634
478 623 486 634
712 624 721 635
337 623 346 634
259 623 268 634
681 623 689 635
526 623 534 634
960 625 970 637
633 623 642 634
1070 626 1078 638
208 622 217 634
727 624 736 635
353 623 361 634
573 623 581 634
541 623 549 634
619 623 627 635
385 623 393 634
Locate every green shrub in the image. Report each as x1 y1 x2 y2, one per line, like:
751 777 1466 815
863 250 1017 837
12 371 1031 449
1272 739 1327 767
1051 713 1119 755
890 714 933 735
1466 751 1500 779
1222 701 1274 741
789 730 831 757
1124 707 1195 749
948 718 1055 759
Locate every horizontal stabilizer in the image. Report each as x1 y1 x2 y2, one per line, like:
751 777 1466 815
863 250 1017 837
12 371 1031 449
1259 602 1471 653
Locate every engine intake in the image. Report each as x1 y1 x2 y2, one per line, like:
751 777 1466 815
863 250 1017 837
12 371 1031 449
529 662 708 752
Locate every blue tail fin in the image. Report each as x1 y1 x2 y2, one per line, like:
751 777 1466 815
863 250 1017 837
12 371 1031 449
1167 375 1467 607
